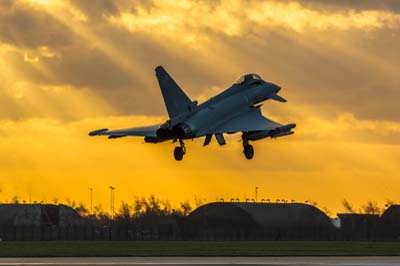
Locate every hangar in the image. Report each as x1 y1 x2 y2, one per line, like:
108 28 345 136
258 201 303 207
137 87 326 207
187 202 336 240
0 203 86 241
379 205 400 240
0 203 84 226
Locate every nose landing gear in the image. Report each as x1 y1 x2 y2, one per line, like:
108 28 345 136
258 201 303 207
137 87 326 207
174 139 186 161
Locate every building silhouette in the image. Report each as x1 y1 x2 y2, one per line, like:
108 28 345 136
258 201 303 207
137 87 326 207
187 202 335 240
0 203 84 226
1 202 400 241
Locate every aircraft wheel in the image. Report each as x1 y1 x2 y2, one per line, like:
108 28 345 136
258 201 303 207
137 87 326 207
174 146 184 161
243 144 254 160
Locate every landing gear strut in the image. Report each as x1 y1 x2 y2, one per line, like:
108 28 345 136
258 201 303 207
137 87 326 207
174 139 186 161
242 135 254 160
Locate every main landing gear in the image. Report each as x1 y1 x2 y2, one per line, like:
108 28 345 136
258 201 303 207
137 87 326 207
174 139 186 161
242 135 254 160
173 136 255 161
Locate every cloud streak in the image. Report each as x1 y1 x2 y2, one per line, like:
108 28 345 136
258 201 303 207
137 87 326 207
109 1 400 36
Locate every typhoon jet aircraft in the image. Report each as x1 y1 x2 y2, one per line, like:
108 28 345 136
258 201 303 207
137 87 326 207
89 66 296 161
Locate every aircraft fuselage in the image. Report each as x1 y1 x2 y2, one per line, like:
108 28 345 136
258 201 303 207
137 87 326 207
164 80 281 139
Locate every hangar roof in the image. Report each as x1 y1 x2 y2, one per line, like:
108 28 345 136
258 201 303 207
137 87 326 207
188 202 333 228
380 205 400 225
0 203 83 226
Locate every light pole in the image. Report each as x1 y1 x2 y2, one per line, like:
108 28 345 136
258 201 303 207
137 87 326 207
255 186 258 202
90 188 93 215
109 186 115 219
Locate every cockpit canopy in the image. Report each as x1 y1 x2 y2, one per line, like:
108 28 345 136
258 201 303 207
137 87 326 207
233 73 263 85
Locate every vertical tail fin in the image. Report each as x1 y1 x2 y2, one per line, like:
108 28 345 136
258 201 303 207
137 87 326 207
155 66 193 118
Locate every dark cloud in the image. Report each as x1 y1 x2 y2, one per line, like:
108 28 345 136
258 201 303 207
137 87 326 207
0 0 399 121
68 0 120 21
207 25 400 120
0 1 222 117
293 0 400 13
0 2 74 48
47 47 134 90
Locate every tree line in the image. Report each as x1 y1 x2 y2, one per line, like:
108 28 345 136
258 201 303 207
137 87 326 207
1 194 396 218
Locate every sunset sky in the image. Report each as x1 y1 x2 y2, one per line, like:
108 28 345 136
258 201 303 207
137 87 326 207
0 0 399 215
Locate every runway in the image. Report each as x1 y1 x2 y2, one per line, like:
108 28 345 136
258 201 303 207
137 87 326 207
0 257 399 266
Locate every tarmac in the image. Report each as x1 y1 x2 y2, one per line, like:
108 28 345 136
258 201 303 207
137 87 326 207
0 257 400 266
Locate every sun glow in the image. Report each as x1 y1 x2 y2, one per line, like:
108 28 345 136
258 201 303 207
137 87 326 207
25 0 54 5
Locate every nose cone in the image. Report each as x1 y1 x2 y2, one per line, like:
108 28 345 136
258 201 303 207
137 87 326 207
273 84 281 93
265 82 281 93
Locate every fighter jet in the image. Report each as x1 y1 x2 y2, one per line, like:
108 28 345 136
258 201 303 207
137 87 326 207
89 66 296 161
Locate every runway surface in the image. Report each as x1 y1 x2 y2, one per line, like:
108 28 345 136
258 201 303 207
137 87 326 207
0 257 399 266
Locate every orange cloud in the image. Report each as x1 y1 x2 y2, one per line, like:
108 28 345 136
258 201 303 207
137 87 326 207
108 0 400 40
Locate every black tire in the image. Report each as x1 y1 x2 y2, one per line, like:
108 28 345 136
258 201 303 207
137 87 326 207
174 147 184 161
243 144 254 160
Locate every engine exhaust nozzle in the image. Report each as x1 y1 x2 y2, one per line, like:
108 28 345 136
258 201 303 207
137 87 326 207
173 124 193 139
